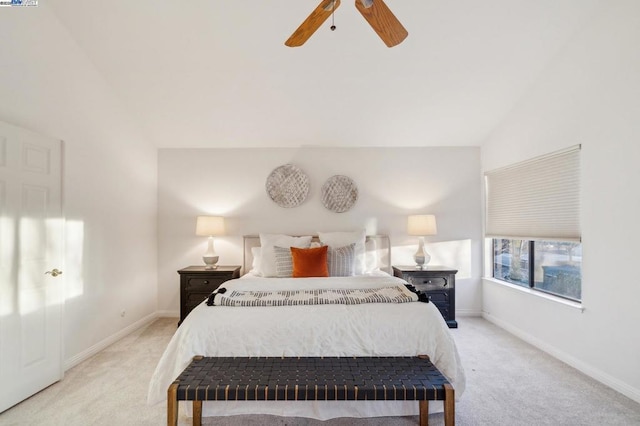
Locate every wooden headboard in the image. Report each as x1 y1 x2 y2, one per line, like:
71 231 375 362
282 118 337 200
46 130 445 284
243 235 391 276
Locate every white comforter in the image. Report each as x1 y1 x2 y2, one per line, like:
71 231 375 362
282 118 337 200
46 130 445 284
147 274 466 420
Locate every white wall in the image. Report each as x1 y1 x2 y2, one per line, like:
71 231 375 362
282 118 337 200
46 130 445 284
158 147 482 317
481 1 640 403
0 6 158 367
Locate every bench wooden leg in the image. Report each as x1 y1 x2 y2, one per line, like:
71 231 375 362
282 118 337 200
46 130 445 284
193 400 202 426
444 383 455 426
419 400 429 426
167 382 179 426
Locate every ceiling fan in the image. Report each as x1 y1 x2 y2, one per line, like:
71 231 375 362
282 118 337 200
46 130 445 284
285 0 408 48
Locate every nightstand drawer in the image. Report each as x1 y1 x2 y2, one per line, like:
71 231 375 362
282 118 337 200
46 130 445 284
426 290 449 304
184 276 227 292
186 292 210 305
185 298 209 315
408 276 448 290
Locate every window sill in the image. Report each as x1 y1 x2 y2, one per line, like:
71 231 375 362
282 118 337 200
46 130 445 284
483 277 585 312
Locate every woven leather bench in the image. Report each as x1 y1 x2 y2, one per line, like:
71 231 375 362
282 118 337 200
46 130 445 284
167 355 454 426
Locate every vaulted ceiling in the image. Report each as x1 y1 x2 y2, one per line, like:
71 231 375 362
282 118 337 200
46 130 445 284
48 0 603 148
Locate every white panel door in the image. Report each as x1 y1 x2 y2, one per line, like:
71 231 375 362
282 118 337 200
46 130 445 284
0 121 63 413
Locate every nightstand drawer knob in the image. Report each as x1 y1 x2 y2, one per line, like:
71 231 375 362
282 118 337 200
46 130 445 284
203 280 209 284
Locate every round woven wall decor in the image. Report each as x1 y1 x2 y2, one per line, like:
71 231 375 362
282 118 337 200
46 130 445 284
321 175 358 213
265 164 310 208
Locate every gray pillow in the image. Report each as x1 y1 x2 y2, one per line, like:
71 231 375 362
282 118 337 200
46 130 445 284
273 246 293 277
328 243 356 277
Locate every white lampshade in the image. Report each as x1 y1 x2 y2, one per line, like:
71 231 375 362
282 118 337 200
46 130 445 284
407 215 437 236
195 216 225 236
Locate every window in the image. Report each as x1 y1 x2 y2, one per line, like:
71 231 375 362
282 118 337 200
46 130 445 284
485 145 582 302
493 239 582 301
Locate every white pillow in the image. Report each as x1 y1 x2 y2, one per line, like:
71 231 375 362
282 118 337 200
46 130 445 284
318 230 366 275
364 238 379 273
259 233 313 277
250 247 262 275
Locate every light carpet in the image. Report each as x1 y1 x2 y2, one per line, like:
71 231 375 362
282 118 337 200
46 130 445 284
1 317 639 425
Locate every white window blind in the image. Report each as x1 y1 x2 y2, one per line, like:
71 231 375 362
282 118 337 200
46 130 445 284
485 145 581 241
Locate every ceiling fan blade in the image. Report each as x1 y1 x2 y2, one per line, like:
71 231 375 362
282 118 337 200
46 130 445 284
354 0 408 47
285 0 341 47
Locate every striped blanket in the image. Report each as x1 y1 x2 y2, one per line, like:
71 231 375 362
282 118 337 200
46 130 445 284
207 285 419 307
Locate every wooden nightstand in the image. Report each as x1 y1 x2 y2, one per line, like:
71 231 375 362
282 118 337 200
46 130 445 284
177 266 241 325
393 266 458 328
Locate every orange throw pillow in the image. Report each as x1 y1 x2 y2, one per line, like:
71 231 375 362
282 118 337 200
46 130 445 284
291 246 329 278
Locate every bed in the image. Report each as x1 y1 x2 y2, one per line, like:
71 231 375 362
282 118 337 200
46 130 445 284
148 232 465 421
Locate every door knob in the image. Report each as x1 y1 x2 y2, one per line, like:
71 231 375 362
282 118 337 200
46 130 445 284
45 269 63 277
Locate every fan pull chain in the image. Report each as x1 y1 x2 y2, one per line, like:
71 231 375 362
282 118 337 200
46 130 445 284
330 1 336 31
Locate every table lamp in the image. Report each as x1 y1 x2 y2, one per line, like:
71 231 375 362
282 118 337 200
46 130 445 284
195 216 225 269
407 214 437 269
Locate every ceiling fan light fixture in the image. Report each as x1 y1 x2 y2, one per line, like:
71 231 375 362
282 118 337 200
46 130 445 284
284 0 407 48
324 0 339 11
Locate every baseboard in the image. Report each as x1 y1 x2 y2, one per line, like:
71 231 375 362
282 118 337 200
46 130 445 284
64 312 158 371
156 310 179 318
456 309 483 317
483 312 640 405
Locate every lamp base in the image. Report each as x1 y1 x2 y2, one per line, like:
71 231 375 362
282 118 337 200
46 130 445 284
414 237 431 270
203 255 219 270
414 254 431 270
202 236 219 269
